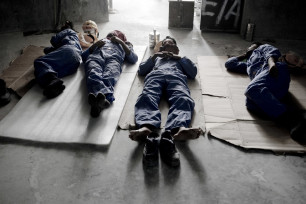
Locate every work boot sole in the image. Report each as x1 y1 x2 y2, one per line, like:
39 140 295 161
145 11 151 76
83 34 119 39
43 79 65 99
0 91 11 106
88 93 106 118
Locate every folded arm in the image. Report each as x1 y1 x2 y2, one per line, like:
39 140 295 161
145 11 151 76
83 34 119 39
50 29 75 48
138 57 155 76
225 56 248 74
178 57 197 79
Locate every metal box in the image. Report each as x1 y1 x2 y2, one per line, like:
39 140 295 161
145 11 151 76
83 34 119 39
168 0 195 29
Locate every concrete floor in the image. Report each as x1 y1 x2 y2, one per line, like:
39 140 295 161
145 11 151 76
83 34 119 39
1 0 306 203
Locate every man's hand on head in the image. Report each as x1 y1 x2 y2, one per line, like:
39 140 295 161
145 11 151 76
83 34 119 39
111 36 123 44
125 41 132 46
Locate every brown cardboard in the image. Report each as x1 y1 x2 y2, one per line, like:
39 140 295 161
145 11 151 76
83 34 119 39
199 56 306 153
118 65 206 132
0 45 44 96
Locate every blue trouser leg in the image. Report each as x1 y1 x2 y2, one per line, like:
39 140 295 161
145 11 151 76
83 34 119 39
165 73 195 131
85 59 105 94
245 97 270 117
34 47 80 87
135 73 164 129
100 58 121 102
34 59 57 87
85 55 121 103
245 69 288 119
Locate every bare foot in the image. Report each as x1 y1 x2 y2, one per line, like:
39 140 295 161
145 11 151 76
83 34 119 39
173 127 203 140
129 126 152 141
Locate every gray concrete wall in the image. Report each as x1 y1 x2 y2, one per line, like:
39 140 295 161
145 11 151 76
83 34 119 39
0 0 109 33
240 0 306 40
0 0 55 33
61 0 109 25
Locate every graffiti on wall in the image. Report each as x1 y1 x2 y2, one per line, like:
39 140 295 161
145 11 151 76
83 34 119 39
201 0 242 29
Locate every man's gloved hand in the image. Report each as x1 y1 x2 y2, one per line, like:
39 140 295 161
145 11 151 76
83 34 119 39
269 64 278 77
268 57 278 77
44 46 56 54
152 51 181 61
163 51 181 60
170 54 181 60
110 36 123 44
152 52 168 61
89 40 105 54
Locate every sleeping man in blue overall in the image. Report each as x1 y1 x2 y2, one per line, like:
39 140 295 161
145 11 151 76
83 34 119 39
129 36 202 167
225 42 306 143
34 21 82 99
82 30 138 117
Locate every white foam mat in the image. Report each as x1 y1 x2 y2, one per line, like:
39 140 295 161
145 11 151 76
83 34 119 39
0 46 147 146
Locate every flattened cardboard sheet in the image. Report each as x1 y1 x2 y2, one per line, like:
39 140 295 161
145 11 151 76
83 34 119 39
199 56 306 152
118 67 205 132
0 46 147 146
209 120 306 152
0 45 45 96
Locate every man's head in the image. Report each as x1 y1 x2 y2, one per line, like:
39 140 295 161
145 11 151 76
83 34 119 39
82 20 99 38
162 36 177 46
160 36 179 54
281 51 304 68
106 30 127 42
60 20 74 31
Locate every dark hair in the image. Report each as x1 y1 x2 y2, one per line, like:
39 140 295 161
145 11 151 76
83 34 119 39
60 20 74 31
162 36 177 46
251 41 262 46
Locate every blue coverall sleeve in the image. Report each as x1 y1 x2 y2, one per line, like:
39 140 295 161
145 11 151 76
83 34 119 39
50 29 71 48
81 48 90 62
261 44 281 61
138 57 155 76
178 57 197 79
43 46 56 54
225 57 247 74
125 46 138 64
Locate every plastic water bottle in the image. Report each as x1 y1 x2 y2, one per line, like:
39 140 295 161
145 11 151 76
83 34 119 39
149 29 160 48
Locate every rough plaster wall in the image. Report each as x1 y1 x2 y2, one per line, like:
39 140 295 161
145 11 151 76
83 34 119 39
61 0 109 24
240 0 306 40
0 0 55 32
0 0 108 33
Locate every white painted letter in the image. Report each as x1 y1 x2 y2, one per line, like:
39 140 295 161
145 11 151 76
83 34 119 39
202 0 218 17
224 0 241 27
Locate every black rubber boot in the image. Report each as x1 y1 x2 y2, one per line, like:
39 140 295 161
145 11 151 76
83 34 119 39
88 92 106 118
43 77 65 99
0 79 11 106
143 132 160 167
276 110 306 144
159 131 180 167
